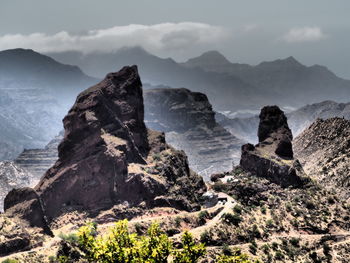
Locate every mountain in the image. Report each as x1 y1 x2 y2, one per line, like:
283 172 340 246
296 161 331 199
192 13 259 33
184 51 350 107
182 50 252 74
144 86 244 178
48 47 269 111
0 49 98 160
219 100 350 144
294 117 350 196
3 66 206 234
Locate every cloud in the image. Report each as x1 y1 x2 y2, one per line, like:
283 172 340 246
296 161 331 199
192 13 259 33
281 26 327 43
242 24 259 32
0 22 228 55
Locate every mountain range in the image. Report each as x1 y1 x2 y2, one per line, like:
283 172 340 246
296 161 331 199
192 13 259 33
49 47 350 113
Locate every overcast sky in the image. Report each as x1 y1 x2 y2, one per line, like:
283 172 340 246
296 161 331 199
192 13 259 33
1 0 350 78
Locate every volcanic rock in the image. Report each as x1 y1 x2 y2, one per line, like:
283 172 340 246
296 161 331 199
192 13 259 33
240 106 305 187
4 66 206 229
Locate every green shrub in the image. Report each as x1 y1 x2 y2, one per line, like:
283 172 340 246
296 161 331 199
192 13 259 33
173 231 206 263
198 210 209 225
152 153 161 161
58 232 79 244
200 230 211 245
261 244 270 254
233 205 243 215
221 213 242 226
175 216 182 227
265 219 274 228
222 244 233 256
249 241 258 255
290 237 300 247
2 259 19 263
67 219 207 262
275 251 284 260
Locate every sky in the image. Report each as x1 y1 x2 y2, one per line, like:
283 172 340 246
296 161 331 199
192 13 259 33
1 0 350 78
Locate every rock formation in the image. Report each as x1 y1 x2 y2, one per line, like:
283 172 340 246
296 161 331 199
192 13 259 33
4 66 206 230
240 106 305 187
144 87 244 179
294 117 350 194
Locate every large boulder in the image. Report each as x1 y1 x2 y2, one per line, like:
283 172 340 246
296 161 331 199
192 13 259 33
240 106 305 187
4 66 206 228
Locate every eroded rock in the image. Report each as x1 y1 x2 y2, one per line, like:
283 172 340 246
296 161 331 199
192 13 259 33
240 106 305 187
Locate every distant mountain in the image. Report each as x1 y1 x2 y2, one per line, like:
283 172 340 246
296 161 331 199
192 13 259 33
50 47 350 112
0 49 97 160
184 51 350 107
219 100 350 144
182 50 252 74
48 47 269 111
144 86 244 178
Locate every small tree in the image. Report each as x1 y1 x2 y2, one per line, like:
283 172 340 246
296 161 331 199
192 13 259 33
173 231 206 263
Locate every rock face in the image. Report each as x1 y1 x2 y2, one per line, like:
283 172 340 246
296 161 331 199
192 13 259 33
294 117 350 194
4 66 206 228
258 106 293 158
240 106 305 187
144 87 244 179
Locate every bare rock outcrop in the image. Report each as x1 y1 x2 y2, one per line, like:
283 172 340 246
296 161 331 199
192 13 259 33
240 106 305 187
4 66 206 230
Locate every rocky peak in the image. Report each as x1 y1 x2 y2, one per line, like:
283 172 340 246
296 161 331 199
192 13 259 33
258 105 293 158
4 66 206 230
185 50 231 67
240 106 305 187
58 65 149 162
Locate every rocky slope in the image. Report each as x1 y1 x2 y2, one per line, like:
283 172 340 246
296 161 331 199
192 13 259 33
206 108 350 262
144 87 244 179
3 66 206 235
294 117 350 195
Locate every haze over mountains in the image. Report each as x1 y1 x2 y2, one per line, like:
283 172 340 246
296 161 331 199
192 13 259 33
0 49 97 159
49 47 350 114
